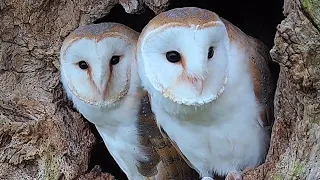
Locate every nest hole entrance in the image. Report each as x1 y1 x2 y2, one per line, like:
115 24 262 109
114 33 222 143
89 0 284 179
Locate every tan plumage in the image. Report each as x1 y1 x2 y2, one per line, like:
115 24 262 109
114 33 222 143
137 93 199 180
221 18 275 129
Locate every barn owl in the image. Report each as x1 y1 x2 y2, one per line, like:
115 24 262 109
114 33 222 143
136 7 275 180
60 22 198 180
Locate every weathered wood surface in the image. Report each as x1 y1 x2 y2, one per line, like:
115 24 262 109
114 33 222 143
243 0 320 179
0 0 168 179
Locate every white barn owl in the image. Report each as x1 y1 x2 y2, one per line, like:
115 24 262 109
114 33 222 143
136 7 275 180
60 22 198 180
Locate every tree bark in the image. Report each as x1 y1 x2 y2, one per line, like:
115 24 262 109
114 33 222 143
0 0 168 179
243 0 320 179
1 0 319 179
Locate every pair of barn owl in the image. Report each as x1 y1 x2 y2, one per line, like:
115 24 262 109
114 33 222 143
60 22 198 180
60 7 275 180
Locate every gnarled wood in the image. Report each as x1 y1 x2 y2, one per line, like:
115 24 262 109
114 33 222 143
0 0 169 179
243 0 320 179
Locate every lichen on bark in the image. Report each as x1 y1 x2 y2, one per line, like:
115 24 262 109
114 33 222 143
301 0 320 30
243 0 320 179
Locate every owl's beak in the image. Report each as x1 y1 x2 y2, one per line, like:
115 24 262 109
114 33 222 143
100 78 109 100
93 72 110 100
182 72 205 96
193 79 204 95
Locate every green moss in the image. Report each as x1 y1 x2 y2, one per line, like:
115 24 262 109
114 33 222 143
272 163 305 180
302 0 320 29
273 174 284 180
311 116 320 124
291 163 305 178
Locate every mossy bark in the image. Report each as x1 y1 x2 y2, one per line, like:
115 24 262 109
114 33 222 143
243 0 320 179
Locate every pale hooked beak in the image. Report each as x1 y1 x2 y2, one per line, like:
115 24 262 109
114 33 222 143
193 79 204 95
94 71 110 100
181 75 205 96
98 81 109 100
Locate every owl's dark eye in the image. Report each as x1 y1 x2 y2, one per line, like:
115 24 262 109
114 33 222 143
166 51 181 63
78 61 89 70
110 56 120 65
208 46 214 59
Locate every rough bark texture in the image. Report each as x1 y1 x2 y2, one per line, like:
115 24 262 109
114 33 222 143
119 0 169 14
243 0 320 179
78 166 115 180
0 0 168 180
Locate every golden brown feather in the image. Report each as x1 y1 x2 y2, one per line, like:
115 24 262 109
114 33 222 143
136 92 199 180
221 18 276 129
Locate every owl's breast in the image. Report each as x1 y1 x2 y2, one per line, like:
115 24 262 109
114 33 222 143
153 90 269 177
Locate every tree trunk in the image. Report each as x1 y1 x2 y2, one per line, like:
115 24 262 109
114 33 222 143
243 0 320 179
0 0 168 179
1 0 319 179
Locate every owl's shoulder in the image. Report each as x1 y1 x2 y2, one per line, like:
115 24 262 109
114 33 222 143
221 18 275 128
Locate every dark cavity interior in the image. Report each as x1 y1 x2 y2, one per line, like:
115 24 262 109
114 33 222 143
89 0 284 179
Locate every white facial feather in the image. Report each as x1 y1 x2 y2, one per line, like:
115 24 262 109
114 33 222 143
137 7 274 179
60 22 199 180
139 23 229 107
61 37 134 107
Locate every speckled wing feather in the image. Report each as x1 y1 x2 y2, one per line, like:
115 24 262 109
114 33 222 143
136 92 199 180
157 124 200 179
247 35 276 130
221 18 276 129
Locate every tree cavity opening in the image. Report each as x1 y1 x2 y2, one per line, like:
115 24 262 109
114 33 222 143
89 0 284 179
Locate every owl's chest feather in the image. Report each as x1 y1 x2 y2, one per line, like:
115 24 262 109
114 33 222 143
153 83 269 177
97 124 150 179
76 100 150 178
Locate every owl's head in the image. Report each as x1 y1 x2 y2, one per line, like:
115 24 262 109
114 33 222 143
137 7 230 107
60 22 139 107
